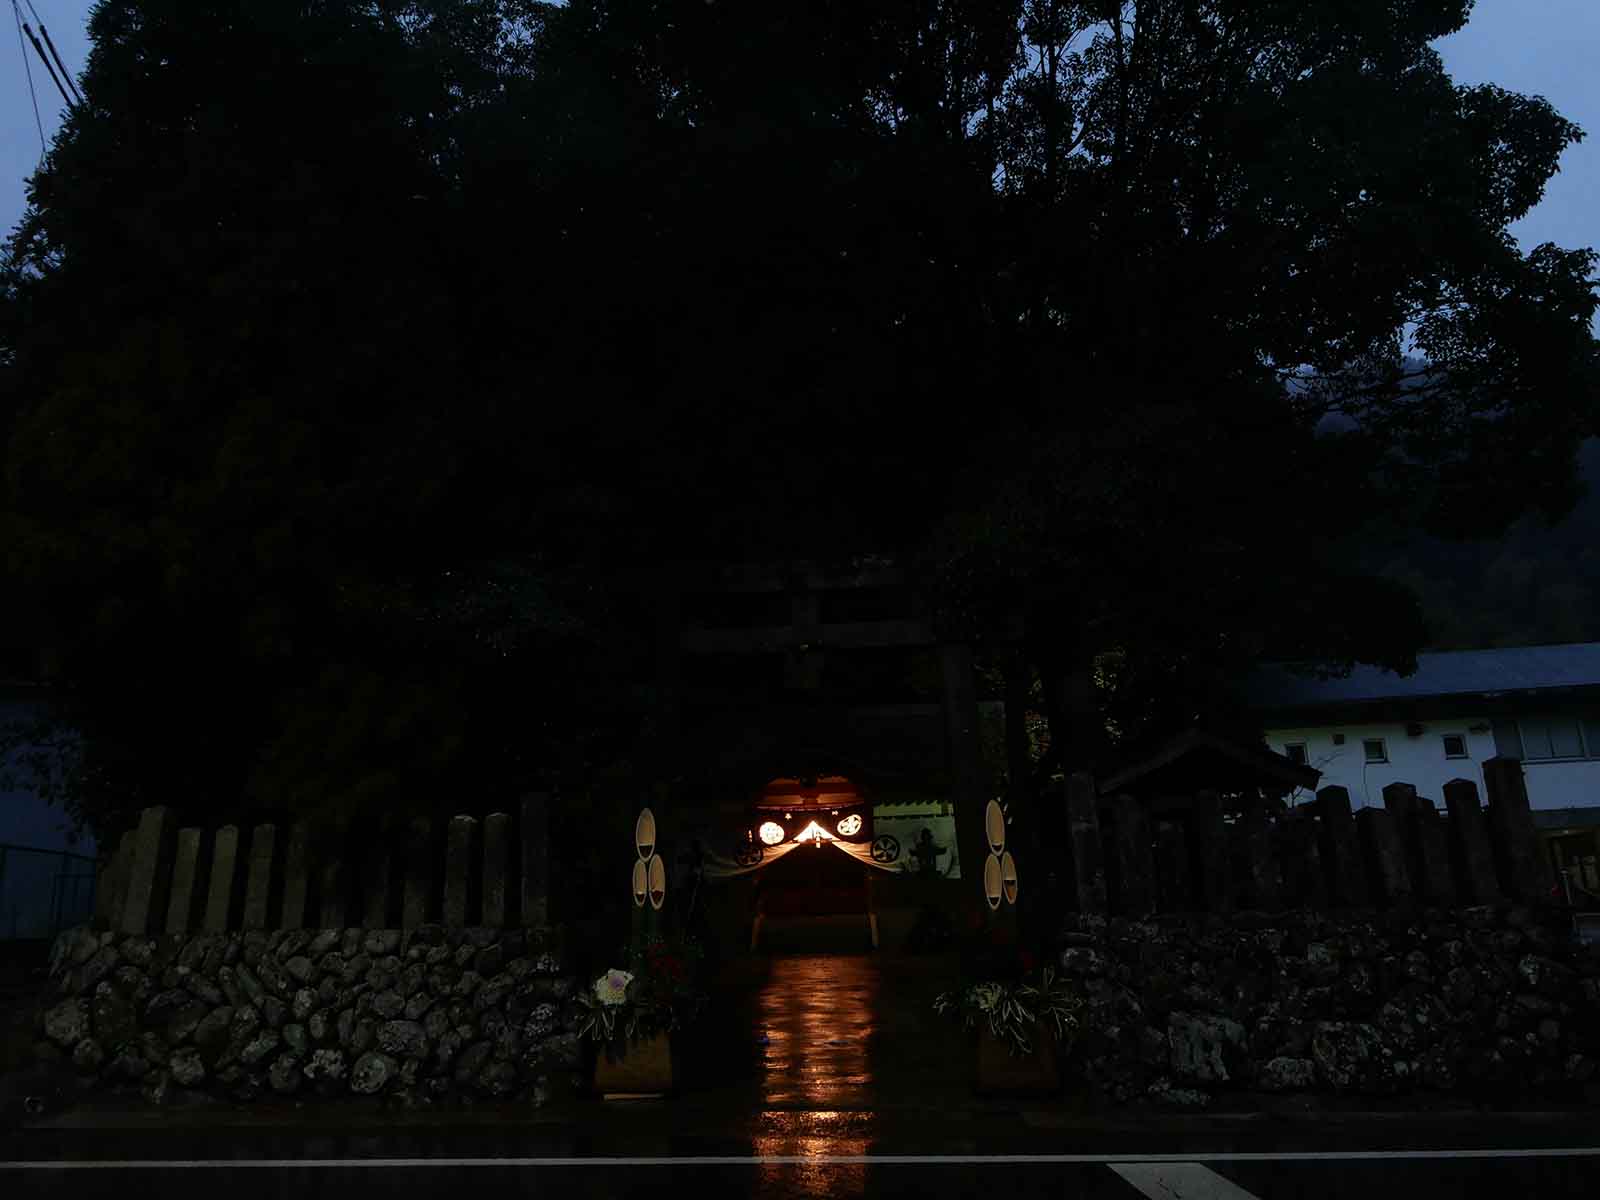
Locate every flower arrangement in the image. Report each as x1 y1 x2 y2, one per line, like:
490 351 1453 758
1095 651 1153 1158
575 930 706 1051
933 965 1084 1058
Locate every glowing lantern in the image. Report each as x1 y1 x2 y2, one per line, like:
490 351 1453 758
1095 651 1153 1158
631 858 648 908
794 820 835 843
648 854 666 910
1000 851 1018 905
835 813 862 837
984 799 1006 857
635 808 657 860
758 821 786 846
983 854 1003 910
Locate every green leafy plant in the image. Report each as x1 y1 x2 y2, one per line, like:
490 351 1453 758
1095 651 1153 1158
933 966 1083 1058
575 930 706 1054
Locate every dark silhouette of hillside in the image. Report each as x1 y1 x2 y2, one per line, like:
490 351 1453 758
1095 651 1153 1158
1362 438 1600 649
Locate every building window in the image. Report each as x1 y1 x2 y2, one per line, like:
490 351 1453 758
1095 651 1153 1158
1363 738 1387 764
1283 742 1308 766
1488 716 1600 761
1442 733 1467 759
1496 716 1589 761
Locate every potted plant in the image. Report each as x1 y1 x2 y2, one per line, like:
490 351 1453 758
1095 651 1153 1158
577 930 705 1097
933 954 1084 1095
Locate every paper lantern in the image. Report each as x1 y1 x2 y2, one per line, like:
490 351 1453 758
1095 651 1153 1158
635 808 657 861
631 858 648 907
648 854 667 910
1000 851 1018 906
983 853 1003 910
984 799 1006 857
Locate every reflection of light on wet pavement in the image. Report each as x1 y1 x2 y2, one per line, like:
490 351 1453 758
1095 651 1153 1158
752 1111 873 1199
750 956 879 1194
754 954 879 1106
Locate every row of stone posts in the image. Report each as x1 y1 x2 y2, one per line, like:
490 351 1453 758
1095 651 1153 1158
1053 756 1553 916
92 795 553 935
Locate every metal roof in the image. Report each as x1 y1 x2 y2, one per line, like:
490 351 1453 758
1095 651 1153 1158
1242 643 1600 712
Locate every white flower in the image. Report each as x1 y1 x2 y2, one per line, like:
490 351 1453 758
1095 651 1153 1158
595 968 633 1007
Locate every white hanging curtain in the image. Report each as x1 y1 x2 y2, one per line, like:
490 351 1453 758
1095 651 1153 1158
700 840 804 879
830 839 907 874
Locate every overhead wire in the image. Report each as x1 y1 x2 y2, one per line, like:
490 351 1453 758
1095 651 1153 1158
10 0 47 163
23 0 79 106
16 1 73 111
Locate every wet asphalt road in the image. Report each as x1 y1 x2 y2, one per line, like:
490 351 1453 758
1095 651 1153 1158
5 954 1600 1197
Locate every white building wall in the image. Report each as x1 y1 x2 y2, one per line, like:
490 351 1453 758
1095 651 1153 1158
1511 759 1600 811
1263 718 1495 811
1264 716 1600 812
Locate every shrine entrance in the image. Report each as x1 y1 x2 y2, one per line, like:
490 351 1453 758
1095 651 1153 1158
696 775 918 953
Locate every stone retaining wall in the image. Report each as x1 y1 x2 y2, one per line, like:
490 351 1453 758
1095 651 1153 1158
1057 906 1600 1109
35 925 582 1108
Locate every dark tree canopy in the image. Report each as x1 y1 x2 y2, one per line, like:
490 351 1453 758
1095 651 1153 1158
1 0 1596 840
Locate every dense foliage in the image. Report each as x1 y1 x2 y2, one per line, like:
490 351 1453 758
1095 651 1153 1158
1 1 1595 842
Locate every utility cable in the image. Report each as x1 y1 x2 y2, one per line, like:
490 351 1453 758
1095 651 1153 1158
23 0 79 106
10 0 46 161
19 11 72 111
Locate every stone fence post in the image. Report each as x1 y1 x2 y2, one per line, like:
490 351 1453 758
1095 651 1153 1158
521 792 551 927
445 815 477 927
1356 807 1408 906
120 806 178 935
281 822 310 931
482 812 510 928
1443 777 1501 904
1482 756 1551 902
1316 786 1367 907
242 823 278 931
202 826 242 932
164 826 205 934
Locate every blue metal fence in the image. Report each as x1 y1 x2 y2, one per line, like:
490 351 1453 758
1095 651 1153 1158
0 842 98 940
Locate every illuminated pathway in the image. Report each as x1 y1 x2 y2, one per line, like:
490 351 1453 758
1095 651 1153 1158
751 953 880 1107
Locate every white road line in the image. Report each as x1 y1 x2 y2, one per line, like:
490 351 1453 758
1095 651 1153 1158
2 1149 1600 1169
1112 1162 1261 1200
